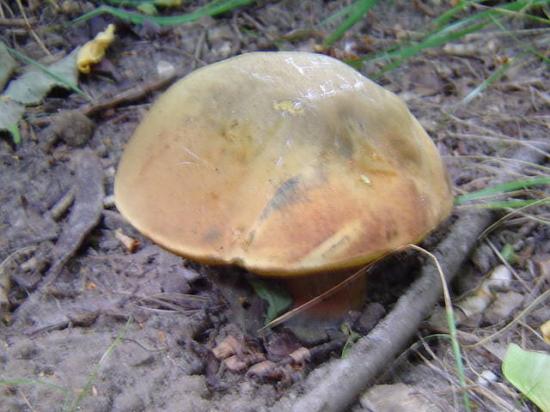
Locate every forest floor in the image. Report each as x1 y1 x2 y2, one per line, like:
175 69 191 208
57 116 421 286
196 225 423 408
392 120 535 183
0 1 549 411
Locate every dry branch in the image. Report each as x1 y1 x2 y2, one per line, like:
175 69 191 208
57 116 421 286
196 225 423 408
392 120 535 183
12 150 104 326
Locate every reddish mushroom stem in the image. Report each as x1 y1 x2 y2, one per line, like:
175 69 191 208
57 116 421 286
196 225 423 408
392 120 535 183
281 270 367 319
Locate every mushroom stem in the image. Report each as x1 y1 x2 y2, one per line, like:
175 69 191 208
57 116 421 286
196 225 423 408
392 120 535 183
282 270 366 319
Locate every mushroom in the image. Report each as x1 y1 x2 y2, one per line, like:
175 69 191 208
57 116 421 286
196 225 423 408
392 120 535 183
115 52 453 319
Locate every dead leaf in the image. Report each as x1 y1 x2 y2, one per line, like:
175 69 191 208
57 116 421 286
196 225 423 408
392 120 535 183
0 48 80 143
0 41 17 90
5 50 79 105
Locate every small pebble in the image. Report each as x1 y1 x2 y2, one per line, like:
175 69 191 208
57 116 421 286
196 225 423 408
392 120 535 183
477 370 498 386
157 60 175 78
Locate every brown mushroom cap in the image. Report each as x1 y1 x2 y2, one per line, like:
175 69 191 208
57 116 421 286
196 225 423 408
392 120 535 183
115 52 453 276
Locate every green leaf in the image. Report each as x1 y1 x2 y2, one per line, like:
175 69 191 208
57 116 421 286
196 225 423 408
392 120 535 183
465 198 550 210
7 122 21 145
5 49 81 105
249 278 292 324
0 41 17 90
0 99 24 144
340 322 361 358
502 343 550 411
500 244 517 264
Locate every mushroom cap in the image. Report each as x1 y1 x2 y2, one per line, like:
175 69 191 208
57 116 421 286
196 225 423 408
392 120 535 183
115 52 453 276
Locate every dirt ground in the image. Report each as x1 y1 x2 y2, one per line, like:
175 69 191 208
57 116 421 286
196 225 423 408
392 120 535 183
1 1 549 411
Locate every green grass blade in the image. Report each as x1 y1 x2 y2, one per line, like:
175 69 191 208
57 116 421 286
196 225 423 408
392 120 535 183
461 56 516 104
462 198 550 210
73 0 255 26
410 245 472 412
323 0 378 48
455 176 550 204
445 288 471 412
367 22 487 76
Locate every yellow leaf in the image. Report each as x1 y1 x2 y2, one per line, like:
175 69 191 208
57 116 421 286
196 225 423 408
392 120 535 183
77 24 116 74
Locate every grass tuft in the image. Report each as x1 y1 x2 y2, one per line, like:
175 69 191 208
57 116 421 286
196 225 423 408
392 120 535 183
353 0 549 77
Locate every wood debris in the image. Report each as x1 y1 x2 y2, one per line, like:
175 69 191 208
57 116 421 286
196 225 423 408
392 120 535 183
212 335 242 360
115 228 140 253
288 347 311 366
224 352 266 373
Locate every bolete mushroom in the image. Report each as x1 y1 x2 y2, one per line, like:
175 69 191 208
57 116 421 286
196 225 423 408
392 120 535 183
115 52 453 319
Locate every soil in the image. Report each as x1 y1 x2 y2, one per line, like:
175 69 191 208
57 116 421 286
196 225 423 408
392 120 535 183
1 1 548 411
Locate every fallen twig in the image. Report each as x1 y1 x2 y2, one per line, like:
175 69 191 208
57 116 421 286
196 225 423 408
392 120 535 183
41 150 104 287
13 150 104 325
80 70 184 117
32 70 185 127
274 146 546 412
47 187 75 221
0 16 36 27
